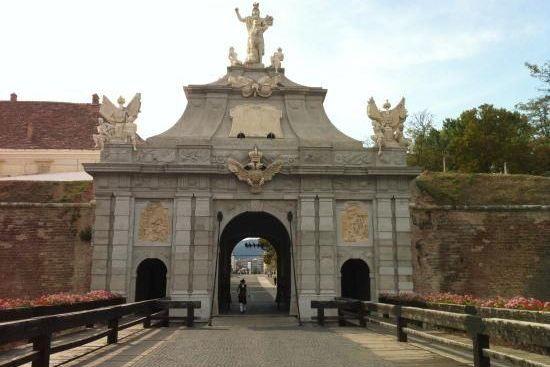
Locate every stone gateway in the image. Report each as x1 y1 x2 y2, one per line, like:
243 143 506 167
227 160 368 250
84 3 419 320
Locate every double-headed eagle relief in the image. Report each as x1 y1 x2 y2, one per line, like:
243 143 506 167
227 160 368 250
227 146 283 193
367 97 409 156
94 93 141 151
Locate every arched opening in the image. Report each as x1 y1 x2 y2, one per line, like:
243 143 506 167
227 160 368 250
218 211 291 315
341 259 370 301
135 258 167 301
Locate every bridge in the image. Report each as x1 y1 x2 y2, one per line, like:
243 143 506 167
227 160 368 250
1 275 549 367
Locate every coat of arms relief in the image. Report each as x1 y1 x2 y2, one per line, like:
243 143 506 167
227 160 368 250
341 203 369 243
138 202 171 243
227 146 282 193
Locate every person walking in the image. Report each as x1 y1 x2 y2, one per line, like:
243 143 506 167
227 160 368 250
237 279 247 313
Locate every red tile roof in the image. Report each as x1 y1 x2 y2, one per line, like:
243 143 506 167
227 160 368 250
0 94 100 150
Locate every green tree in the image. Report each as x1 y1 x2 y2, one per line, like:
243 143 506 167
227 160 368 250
516 61 550 138
406 109 434 166
260 238 277 272
443 105 534 173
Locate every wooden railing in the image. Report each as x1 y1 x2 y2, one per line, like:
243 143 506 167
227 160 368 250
312 299 550 367
0 299 201 367
0 298 125 323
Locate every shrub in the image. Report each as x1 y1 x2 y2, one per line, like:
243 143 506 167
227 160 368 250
379 292 550 312
0 290 120 310
79 226 93 242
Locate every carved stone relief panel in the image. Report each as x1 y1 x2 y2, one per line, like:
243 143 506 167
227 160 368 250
101 146 133 162
137 149 176 163
211 150 247 165
374 148 407 167
333 177 375 192
337 201 371 246
265 153 299 166
134 200 173 246
178 147 211 164
229 104 283 138
334 151 371 165
300 148 333 165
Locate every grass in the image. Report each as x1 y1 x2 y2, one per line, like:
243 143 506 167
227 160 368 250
414 172 550 206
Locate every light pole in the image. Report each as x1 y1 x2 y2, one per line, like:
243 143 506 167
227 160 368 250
287 211 302 326
208 211 223 326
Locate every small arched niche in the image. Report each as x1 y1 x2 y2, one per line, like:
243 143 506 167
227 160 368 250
340 258 371 301
135 258 167 301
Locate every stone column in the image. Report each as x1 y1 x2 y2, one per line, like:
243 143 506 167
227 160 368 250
298 196 316 294
171 195 193 295
395 197 413 291
188 195 212 319
318 197 336 295
108 194 131 296
376 197 396 293
90 195 113 291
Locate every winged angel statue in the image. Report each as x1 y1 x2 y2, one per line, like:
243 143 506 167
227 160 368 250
367 97 408 156
95 94 141 150
227 146 282 193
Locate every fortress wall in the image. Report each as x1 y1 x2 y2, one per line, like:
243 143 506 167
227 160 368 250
0 181 94 298
410 173 550 299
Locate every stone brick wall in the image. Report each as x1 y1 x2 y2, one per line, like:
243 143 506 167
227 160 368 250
411 173 550 300
0 181 94 298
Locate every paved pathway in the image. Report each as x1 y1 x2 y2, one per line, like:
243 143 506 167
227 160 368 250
56 317 467 367
227 274 282 315
38 275 468 367
5 275 468 367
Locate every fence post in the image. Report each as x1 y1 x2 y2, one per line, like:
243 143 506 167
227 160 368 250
472 333 490 367
466 315 490 367
395 305 407 342
162 309 169 327
337 303 346 326
187 304 195 327
32 333 52 367
107 317 119 344
317 307 325 326
355 302 365 327
143 314 151 328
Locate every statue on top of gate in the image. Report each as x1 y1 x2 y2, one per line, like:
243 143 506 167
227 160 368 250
95 93 141 151
235 3 273 66
367 97 409 156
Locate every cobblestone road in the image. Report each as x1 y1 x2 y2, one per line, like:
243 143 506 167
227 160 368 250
54 275 467 367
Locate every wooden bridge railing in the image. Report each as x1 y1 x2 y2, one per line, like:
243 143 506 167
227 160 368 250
0 299 201 367
312 299 550 367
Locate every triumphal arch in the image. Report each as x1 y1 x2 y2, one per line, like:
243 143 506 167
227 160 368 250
85 3 419 320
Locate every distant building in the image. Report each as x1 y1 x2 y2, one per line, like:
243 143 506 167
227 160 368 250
0 93 101 177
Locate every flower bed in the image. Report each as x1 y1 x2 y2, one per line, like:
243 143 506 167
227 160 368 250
0 290 123 322
0 290 120 310
379 292 550 312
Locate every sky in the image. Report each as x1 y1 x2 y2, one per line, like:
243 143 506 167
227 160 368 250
1 0 549 141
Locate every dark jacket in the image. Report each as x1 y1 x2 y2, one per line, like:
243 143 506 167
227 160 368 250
237 283 247 304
